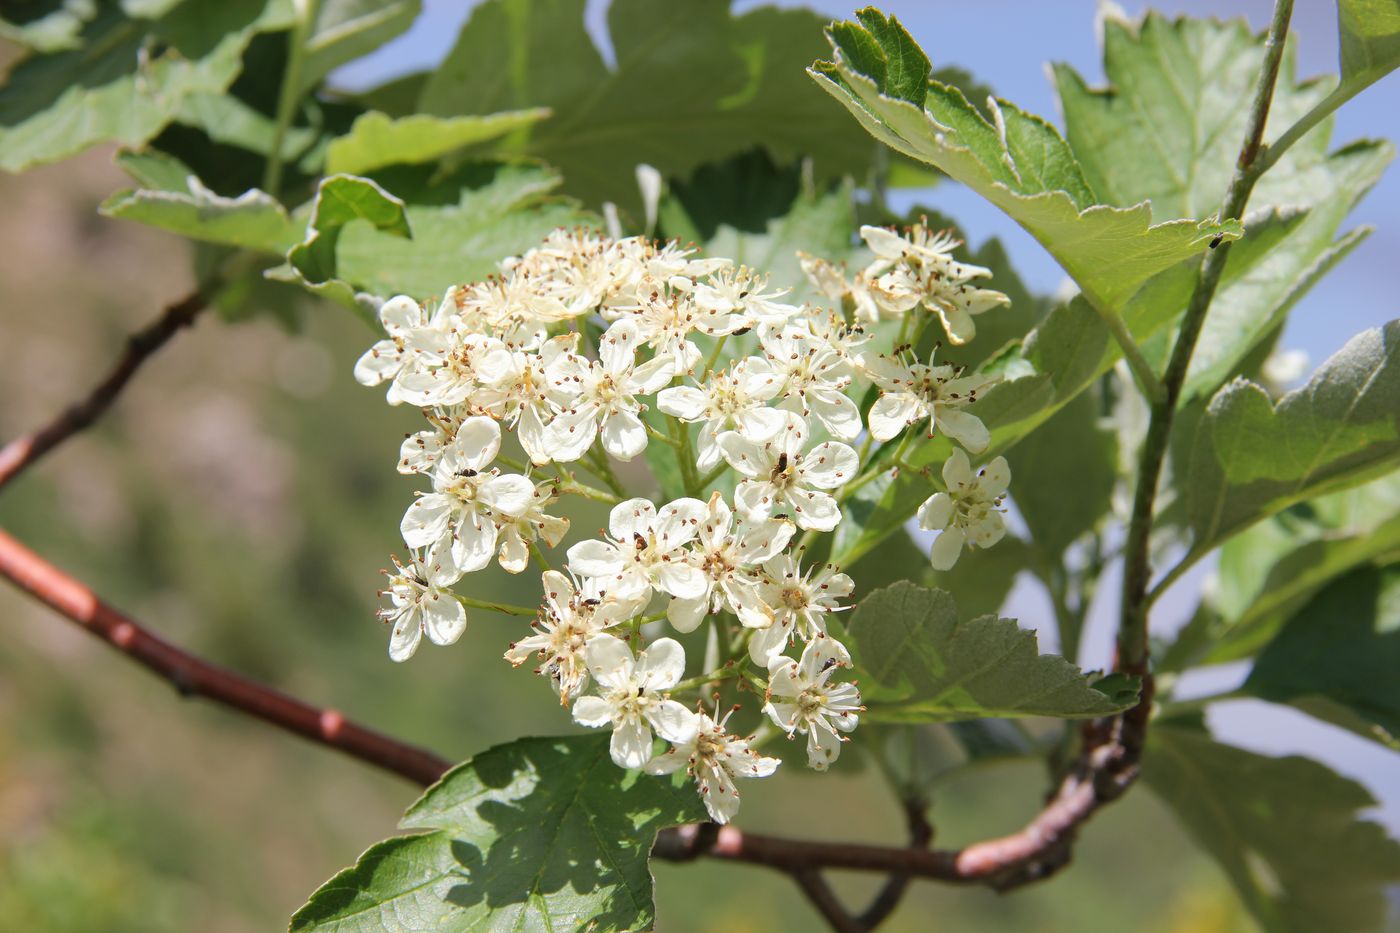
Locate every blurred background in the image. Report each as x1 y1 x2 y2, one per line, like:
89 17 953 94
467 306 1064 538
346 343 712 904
1 1 1395 930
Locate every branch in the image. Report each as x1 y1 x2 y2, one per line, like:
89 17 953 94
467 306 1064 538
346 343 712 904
655 732 1135 891
0 526 452 786
0 290 205 492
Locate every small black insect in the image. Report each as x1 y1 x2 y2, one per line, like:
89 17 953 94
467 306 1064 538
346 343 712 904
1208 233 1225 249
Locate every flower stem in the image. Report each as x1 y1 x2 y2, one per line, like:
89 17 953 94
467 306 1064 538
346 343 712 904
263 0 322 197
455 594 538 617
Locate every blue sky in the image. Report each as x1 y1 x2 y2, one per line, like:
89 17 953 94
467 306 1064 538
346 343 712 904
335 0 1400 828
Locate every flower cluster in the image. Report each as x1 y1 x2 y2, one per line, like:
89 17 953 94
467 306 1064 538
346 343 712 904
360 221 1011 822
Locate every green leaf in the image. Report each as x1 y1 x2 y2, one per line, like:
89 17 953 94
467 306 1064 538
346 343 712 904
1243 564 1400 750
1185 321 1400 557
845 582 1138 723
811 9 1240 320
326 161 595 302
1164 471 1400 669
657 150 859 303
288 173 411 285
1051 12 1395 403
0 0 95 52
173 91 319 162
300 0 421 93
1006 391 1116 558
324 109 550 175
0 0 295 172
100 169 299 255
1145 723 1400 933
1337 0 1400 99
418 0 878 213
290 734 704 932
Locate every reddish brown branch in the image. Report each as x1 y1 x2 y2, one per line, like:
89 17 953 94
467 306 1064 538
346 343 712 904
655 719 1140 893
0 526 452 785
0 290 205 491
793 869 864 933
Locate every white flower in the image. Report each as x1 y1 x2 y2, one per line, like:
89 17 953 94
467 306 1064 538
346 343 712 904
763 635 863 771
473 334 577 464
399 416 536 574
859 350 997 452
655 358 784 471
378 552 465 662
666 492 795 634
645 707 780 823
917 448 1010 570
353 295 451 402
718 412 859 532
745 554 854 666
610 285 738 373
505 570 647 703
493 481 570 574
548 319 674 462
690 266 802 326
566 497 708 601
753 324 861 440
860 222 1010 344
573 634 699 769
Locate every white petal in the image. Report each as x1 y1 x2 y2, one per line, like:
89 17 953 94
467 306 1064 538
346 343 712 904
868 394 920 441
654 497 706 547
451 514 497 573
567 539 624 579
599 319 642 373
400 494 453 548
585 633 636 688
798 442 859 489
636 637 687 690
787 487 841 532
941 448 973 490
747 622 790 666
453 416 503 471
609 498 658 541
657 561 708 600
667 596 709 634
601 411 648 460
388 608 422 662
969 513 1007 549
930 526 967 570
808 390 862 441
936 302 976 345
649 700 700 745
610 717 654 769
497 528 530 574
630 355 676 395
716 432 768 478
656 386 708 421
806 724 843 770
422 593 466 646
572 695 614 729
980 456 1011 498
916 492 954 532
354 340 400 386
643 749 690 776
547 407 599 462
733 480 775 521
936 408 990 453
479 473 536 517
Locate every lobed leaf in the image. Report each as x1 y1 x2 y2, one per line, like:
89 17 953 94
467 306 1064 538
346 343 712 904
300 0 421 94
418 0 880 214
1145 723 1400 933
845 582 1138 722
0 0 295 173
811 9 1240 321
1243 564 1400 750
1184 321 1400 558
1163 471 1400 669
324 109 551 176
291 734 704 932
101 165 299 255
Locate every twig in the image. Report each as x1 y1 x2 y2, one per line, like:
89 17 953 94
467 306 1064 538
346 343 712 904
1117 0 1293 701
655 732 1133 889
0 526 452 786
794 870 863 933
0 291 205 492
857 800 933 929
